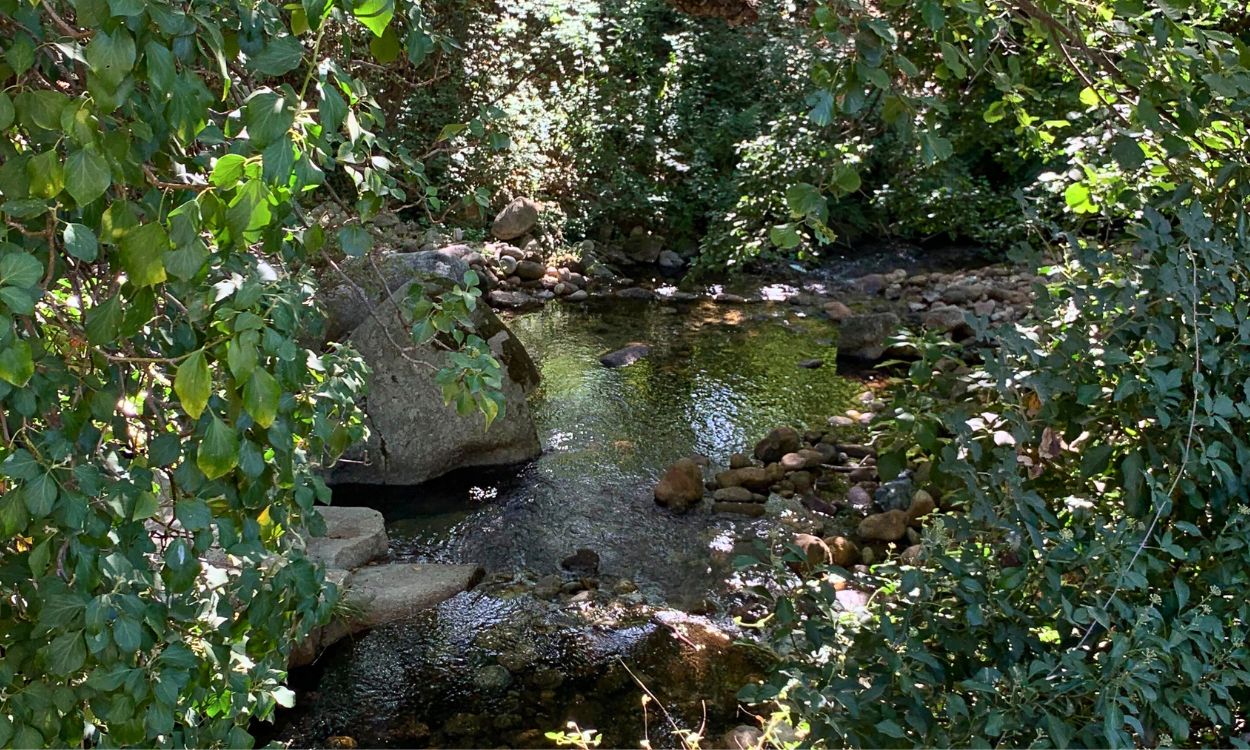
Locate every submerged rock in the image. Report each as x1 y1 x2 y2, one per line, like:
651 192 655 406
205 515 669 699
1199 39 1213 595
835 312 901 361
600 343 651 368
560 548 601 576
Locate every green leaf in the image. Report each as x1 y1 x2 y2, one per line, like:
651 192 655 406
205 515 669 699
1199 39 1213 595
174 498 211 531
85 295 123 345
243 368 281 428
132 491 160 521
338 225 372 257
0 252 44 288
63 223 99 261
196 415 239 480
369 27 402 63
353 0 394 36
769 223 801 249
5 35 35 76
65 148 112 205
833 164 861 194
113 616 142 653
1111 136 1146 170
119 222 170 286
1064 182 1094 213
46 631 87 677
27 150 66 200
0 339 34 387
174 349 211 420
0 92 14 130
244 92 294 149
250 34 305 76
877 449 906 482
0 287 34 315
209 154 247 189
84 29 137 87
227 335 258 379
785 182 826 221
23 472 58 517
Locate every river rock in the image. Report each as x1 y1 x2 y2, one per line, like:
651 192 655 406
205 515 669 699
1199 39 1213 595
616 286 656 300
491 197 540 240
857 510 908 541
839 443 875 459
923 304 971 335
487 289 542 310
350 564 485 626
564 290 589 302
658 249 684 268
600 343 651 367
497 254 518 276
835 312 901 360
900 544 924 564
514 260 546 280
847 484 873 512
326 255 543 486
560 548 601 576
729 452 752 470
715 466 771 491
654 458 705 511
780 449 824 471
941 281 987 305
823 300 853 321
824 535 860 567
712 501 766 517
623 232 663 264
907 490 936 525
306 506 388 570
713 486 755 503
753 426 801 463
792 533 831 569
798 358 824 369
723 725 764 750
874 475 914 512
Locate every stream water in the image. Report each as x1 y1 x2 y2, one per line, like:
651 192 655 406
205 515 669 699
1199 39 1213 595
274 298 873 748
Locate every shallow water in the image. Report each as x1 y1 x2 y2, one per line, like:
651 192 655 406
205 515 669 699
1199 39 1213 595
277 299 870 748
353 299 865 605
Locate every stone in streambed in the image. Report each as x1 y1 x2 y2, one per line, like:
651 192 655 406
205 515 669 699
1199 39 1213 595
560 548 600 576
729 452 753 469
780 449 824 471
715 466 773 491
907 490 936 525
654 458 705 511
306 506 388 570
712 501 766 517
600 343 651 368
753 426 801 463
492 197 540 240
824 535 860 567
857 510 909 541
713 486 756 503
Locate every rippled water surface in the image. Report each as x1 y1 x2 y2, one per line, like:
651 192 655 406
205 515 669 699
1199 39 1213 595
353 299 865 603
278 300 870 748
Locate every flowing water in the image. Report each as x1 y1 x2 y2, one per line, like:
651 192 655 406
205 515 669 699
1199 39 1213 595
274 298 872 748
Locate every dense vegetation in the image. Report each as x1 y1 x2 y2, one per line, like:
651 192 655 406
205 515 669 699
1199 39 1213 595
2 0 1249 746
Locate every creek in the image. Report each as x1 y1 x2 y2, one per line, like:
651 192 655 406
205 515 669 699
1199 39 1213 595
272 297 875 748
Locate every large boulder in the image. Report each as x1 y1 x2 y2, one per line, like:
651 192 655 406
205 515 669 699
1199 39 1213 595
307 506 388 569
491 197 540 240
323 251 542 486
835 312 901 361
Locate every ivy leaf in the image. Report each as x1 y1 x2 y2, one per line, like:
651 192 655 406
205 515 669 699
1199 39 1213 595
1111 136 1146 170
0 339 34 387
249 34 305 76
85 295 123 345
174 498 211 531
174 349 211 420
65 148 112 205
209 154 247 189
46 631 87 676
0 92 14 130
227 334 258 379
113 616 142 653
23 472 58 517
131 491 160 521
63 223 99 261
119 222 170 287
84 29 137 87
353 0 394 36
197 415 239 480
0 252 43 288
785 183 826 222
27 150 66 199
338 225 372 257
243 368 281 428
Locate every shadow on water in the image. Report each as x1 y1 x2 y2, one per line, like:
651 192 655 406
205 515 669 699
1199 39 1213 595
271 300 870 748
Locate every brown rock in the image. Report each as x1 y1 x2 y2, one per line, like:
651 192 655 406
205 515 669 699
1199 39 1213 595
907 490 936 525
823 300 854 321
791 534 831 570
824 536 860 567
753 426 801 463
715 466 771 491
713 486 755 503
712 502 766 517
900 544 924 564
654 458 704 511
847 485 873 512
729 452 752 469
857 510 909 541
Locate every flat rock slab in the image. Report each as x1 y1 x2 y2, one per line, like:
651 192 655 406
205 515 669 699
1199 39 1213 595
350 563 486 627
306 506 389 570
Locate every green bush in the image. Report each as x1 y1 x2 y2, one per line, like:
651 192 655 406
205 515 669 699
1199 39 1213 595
744 0 1250 746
